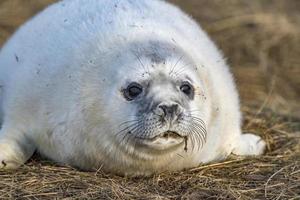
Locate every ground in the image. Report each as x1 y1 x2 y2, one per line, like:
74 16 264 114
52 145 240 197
0 0 299 199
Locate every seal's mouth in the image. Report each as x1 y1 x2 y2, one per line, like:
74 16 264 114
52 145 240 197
158 131 183 139
136 131 185 151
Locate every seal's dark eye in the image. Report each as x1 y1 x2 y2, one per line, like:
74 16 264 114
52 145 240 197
124 82 143 101
180 82 194 98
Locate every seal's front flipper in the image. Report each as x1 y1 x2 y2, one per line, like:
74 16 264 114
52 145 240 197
232 133 266 156
0 128 35 170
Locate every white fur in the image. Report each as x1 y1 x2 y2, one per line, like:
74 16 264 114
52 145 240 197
0 0 265 175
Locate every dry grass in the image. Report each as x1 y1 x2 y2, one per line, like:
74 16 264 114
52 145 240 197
0 0 299 199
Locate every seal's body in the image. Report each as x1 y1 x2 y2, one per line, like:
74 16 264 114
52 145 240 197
0 0 265 176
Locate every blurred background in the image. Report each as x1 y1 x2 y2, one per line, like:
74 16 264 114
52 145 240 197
0 0 299 118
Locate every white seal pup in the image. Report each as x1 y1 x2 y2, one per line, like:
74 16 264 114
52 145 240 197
0 0 266 176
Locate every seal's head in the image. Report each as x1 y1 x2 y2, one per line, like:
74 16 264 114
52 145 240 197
91 40 210 161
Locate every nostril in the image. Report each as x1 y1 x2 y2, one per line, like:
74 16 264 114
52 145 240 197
158 104 179 118
171 104 178 113
159 105 168 116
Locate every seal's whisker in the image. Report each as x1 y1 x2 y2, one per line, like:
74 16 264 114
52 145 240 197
127 123 145 138
191 132 197 152
197 134 204 149
190 115 205 122
179 115 207 151
180 120 201 151
132 124 147 139
116 121 142 137
191 120 207 137
116 119 144 143
118 119 140 127
190 124 203 151
196 127 205 149
193 128 206 147
189 124 203 151
134 52 150 75
189 116 206 126
169 55 184 76
190 117 207 128
190 120 207 140
184 123 195 152
172 62 194 78
122 123 145 149
186 109 202 113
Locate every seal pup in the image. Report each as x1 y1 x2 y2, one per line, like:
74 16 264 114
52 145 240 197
0 0 266 176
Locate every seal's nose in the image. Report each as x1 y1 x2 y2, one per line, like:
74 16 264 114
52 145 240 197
158 103 179 119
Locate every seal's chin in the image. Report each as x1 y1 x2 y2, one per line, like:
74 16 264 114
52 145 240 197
137 131 185 151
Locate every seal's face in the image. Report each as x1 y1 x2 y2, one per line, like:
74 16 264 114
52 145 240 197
100 43 209 157
120 71 205 152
